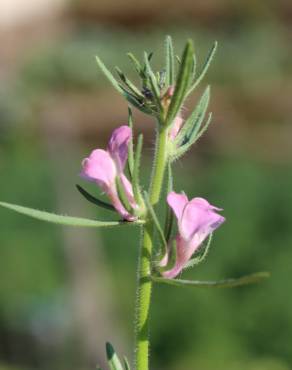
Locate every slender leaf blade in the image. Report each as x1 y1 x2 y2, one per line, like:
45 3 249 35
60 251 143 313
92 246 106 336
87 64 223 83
115 67 144 99
152 272 270 288
187 41 218 96
144 52 162 110
192 111 213 142
123 357 131 370
96 56 123 94
127 52 143 76
106 342 124 370
120 85 153 115
96 56 152 115
165 39 194 127
0 201 141 228
76 185 115 211
165 35 175 86
175 85 210 147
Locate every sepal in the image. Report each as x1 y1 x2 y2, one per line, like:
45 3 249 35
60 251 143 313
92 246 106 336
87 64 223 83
183 233 213 269
76 185 115 212
116 177 134 214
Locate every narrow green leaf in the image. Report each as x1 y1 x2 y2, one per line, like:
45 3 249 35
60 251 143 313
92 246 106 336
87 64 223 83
147 52 154 61
187 41 218 97
126 97 152 115
164 162 174 242
192 54 197 80
127 107 134 177
175 85 210 147
0 201 142 227
116 177 133 214
115 67 144 99
165 35 175 86
96 56 152 115
106 342 124 370
158 69 166 89
96 56 123 94
172 91 212 161
152 272 270 288
119 85 153 115
133 134 144 205
76 185 115 211
127 52 143 77
192 111 213 142
174 112 212 161
143 192 167 254
123 357 131 370
144 52 163 111
165 39 194 127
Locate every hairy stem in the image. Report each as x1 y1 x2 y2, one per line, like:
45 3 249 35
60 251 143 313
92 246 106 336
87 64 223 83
135 126 168 370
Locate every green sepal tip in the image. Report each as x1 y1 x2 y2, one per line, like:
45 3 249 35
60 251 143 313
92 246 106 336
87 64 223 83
105 342 124 370
76 185 115 212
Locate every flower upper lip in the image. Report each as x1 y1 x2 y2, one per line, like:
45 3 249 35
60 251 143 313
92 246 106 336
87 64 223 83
80 125 138 221
160 191 225 278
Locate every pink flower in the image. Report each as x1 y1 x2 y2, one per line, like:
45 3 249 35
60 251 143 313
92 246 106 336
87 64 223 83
80 125 137 221
160 191 225 278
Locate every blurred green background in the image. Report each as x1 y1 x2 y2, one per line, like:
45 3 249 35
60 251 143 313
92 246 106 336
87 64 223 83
1 1 292 369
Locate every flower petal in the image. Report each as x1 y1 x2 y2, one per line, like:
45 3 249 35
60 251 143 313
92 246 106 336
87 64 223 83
167 191 188 221
180 197 225 241
108 125 131 171
80 149 116 190
162 235 187 278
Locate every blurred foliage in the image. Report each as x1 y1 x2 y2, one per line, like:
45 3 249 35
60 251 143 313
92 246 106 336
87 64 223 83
15 23 291 93
1 11 292 370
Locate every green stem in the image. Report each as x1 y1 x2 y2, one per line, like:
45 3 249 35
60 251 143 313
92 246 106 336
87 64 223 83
135 126 168 370
149 126 169 205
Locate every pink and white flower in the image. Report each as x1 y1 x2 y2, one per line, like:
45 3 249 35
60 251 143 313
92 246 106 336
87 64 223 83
80 125 137 221
161 191 225 278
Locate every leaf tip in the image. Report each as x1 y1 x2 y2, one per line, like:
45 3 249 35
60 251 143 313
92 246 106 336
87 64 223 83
105 342 114 360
